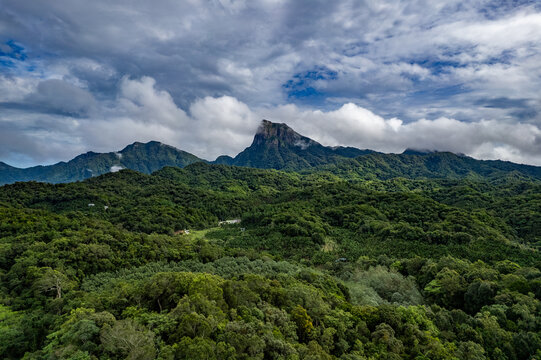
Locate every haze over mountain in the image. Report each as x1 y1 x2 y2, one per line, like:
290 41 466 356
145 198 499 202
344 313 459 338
1 119 540 185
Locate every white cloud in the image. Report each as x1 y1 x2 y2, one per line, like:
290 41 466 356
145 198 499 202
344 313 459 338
261 102 541 165
3 76 540 167
117 76 189 126
0 75 38 102
110 165 123 172
189 95 259 157
1 1 541 166
446 12 541 60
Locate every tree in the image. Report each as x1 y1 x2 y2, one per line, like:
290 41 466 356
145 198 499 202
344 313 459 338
371 323 404 355
291 305 314 343
424 268 466 308
33 267 73 299
464 280 497 314
455 341 486 360
100 319 156 360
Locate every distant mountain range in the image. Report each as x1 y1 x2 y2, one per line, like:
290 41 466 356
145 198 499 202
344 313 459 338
0 141 201 185
1 119 540 184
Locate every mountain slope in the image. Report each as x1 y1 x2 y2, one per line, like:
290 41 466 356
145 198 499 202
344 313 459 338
213 119 373 170
0 141 203 185
1 159 539 359
214 119 541 180
314 150 541 181
2 120 540 184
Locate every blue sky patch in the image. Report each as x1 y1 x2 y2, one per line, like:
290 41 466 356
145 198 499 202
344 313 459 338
0 40 28 73
0 40 27 61
282 67 338 103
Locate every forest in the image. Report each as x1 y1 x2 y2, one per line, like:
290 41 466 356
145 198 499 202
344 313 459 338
0 162 539 359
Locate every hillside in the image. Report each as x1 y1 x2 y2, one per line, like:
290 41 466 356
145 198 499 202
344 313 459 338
0 162 539 359
313 150 541 182
0 141 203 185
0 128 540 360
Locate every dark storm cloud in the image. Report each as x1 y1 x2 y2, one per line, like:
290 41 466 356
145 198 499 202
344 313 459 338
475 97 539 120
0 79 96 117
1 0 541 166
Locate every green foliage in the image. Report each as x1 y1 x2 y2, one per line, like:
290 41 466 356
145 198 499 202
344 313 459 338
0 161 539 359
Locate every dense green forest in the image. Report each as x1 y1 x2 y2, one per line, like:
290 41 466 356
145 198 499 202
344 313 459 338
0 162 539 359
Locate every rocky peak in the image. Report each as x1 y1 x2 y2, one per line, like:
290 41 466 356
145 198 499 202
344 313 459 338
253 120 319 148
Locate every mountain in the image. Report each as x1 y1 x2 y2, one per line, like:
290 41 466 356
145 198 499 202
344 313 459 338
213 119 373 169
315 150 541 181
214 120 541 181
2 120 541 185
0 141 203 185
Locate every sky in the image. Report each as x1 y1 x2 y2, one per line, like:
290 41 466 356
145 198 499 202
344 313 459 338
1 0 541 167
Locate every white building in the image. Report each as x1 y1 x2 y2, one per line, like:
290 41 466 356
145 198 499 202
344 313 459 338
218 219 241 225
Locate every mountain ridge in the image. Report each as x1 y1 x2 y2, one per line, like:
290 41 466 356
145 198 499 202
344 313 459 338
0 141 203 185
213 119 374 169
1 119 540 184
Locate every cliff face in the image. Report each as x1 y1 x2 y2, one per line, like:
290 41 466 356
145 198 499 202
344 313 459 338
251 120 319 148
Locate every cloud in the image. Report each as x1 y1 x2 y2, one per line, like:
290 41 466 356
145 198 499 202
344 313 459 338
476 97 531 109
1 76 540 167
0 77 258 165
0 78 96 117
0 1 541 166
26 79 96 116
3 0 537 114
263 102 541 165
188 95 260 157
117 76 189 126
